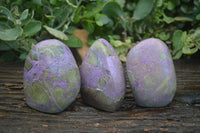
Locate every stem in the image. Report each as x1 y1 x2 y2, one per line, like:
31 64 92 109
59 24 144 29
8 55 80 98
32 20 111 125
62 21 71 32
70 0 83 21
122 31 127 42
56 0 83 30
43 5 54 27
55 12 70 30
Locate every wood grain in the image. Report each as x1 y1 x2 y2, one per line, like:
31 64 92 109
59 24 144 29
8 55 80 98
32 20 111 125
0 59 200 132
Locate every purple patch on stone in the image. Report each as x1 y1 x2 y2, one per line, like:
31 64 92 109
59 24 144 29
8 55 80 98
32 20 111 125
134 81 139 87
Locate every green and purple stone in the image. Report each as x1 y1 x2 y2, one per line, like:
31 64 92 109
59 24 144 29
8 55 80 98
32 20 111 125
80 39 125 112
24 39 80 113
126 38 176 107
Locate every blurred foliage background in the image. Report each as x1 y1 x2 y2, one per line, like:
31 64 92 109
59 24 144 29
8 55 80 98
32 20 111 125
0 0 200 62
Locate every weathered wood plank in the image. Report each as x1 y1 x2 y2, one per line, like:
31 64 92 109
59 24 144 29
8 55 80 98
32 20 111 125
0 59 200 132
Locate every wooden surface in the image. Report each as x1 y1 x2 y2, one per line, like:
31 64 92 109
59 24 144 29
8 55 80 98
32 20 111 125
0 59 200 132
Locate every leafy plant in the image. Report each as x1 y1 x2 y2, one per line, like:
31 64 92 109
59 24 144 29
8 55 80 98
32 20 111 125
121 0 200 60
0 5 41 61
0 0 200 62
172 29 200 59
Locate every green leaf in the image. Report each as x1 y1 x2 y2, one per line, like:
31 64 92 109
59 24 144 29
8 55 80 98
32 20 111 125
181 31 187 46
21 10 35 26
194 0 200 6
96 21 103 27
182 46 198 55
72 6 83 23
20 9 29 20
44 25 68 41
163 15 174 24
173 50 182 60
95 14 110 26
82 1 104 19
157 32 170 41
24 20 41 36
156 0 163 7
50 0 57 5
62 35 83 48
133 0 153 20
111 40 124 47
0 27 23 41
65 26 76 34
83 9 102 19
174 17 193 22
32 0 42 6
82 22 94 34
0 22 10 30
88 39 95 46
19 52 28 60
167 1 175 10
109 35 121 40
119 54 126 62
0 6 14 22
172 30 183 51
197 45 200 50
192 30 200 41
180 5 187 14
102 2 123 19
114 0 125 8
196 14 200 20
105 19 114 28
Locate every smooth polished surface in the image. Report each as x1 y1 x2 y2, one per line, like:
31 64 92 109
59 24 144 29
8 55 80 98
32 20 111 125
127 38 176 107
80 39 125 112
24 39 80 113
